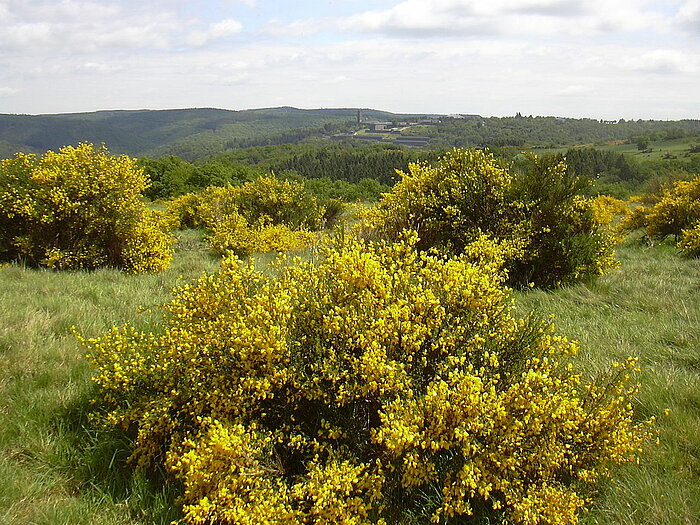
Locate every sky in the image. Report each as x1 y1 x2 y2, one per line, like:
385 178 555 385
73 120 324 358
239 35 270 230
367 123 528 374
0 0 699 119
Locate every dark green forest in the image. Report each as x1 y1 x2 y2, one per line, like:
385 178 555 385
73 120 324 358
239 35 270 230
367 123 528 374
3 106 700 201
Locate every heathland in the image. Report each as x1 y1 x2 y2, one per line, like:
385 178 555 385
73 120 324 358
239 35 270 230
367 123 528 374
1 109 699 524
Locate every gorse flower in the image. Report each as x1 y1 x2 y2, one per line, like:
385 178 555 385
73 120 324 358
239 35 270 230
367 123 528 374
620 175 700 257
82 234 652 524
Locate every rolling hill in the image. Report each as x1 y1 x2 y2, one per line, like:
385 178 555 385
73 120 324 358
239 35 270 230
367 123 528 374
2 107 699 163
0 107 406 160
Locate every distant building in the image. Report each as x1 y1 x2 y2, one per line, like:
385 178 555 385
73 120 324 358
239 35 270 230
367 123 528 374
393 136 430 147
367 122 392 132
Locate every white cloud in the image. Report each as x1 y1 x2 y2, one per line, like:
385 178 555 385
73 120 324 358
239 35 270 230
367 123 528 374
676 0 700 32
73 62 123 74
341 1 493 37
0 1 244 52
338 0 663 38
211 19 244 38
623 49 698 74
187 19 243 46
556 85 593 96
2 22 54 48
0 86 17 97
261 18 326 37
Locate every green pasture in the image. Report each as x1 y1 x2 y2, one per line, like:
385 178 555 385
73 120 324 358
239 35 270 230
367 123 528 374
530 137 700 162
596 138 699 161
0 231 698 524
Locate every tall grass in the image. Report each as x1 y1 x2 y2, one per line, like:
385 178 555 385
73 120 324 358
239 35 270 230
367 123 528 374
515 237 700 524
0 231 698 524
0 229 218 524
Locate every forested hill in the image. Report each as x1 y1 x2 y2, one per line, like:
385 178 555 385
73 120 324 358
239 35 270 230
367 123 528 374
404 115 700 149
2 106 700 162
0 107 399 160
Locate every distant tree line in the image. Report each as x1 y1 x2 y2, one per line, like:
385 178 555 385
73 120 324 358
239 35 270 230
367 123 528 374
559 148 700 198
138 144 404 202
140 141 700 202
412 116 700 149
270 146 443 185
138 156 263 200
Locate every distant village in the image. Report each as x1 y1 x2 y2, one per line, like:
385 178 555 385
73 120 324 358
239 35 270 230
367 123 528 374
330 109 482 148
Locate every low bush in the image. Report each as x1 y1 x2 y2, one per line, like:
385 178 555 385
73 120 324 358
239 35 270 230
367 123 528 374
164 193 203 230
83 235 652 525
164 176 330 256
0 143 173 273
208 214 316 257
363 149 619 288
585 195 629 228
620 175 700 257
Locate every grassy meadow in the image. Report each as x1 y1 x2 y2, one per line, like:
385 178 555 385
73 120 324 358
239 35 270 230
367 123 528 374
515 236 700 524
531 137 700 160
1 231 699 524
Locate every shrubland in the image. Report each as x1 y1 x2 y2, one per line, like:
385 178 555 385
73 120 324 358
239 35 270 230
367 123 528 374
621 174 700 257
2 143 694 524
164 176 334 257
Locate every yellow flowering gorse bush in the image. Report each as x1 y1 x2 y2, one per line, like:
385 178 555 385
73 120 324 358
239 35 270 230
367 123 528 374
363 149 619 288
588 195 629 228
83 234 651 524
679 222 700 256
164 176 327 256
620 175 700 257
0 143 173 272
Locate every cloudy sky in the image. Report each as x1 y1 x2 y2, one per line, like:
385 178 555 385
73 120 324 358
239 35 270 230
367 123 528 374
0 0 698 118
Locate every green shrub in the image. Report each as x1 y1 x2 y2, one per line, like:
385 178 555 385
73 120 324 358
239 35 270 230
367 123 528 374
363 149 619 288
83 235 651 525
0 143 173 273
507 154 619 287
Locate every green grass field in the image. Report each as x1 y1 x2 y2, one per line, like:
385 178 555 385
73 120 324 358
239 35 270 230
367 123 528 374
1 232 698 524
594 138 698 161
530 138 700 163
